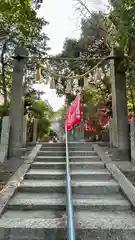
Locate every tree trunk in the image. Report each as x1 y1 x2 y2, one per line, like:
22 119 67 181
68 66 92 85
129 83 135 114
1 40 8 115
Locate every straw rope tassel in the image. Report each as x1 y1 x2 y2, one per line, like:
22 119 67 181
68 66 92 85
84 76 88 88
50 77 56 89
95 69 101 82
65 79 72 93
36 65 42 82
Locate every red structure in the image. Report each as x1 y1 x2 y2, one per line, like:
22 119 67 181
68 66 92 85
84 109 135 134
84 110 110 133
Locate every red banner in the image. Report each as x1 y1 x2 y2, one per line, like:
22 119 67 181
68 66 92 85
65 96 83 132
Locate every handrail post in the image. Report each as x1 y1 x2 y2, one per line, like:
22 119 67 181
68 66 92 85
65 130 76 240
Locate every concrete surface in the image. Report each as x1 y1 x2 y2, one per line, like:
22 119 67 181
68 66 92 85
25 169 111 181
93 143 135 209
0 144 42 217
0 142 135 240
32 161 105 170
8 192 131 211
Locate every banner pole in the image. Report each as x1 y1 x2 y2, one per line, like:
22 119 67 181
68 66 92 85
65 128 76 240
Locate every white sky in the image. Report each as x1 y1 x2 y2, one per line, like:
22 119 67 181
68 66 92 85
35 0 108 111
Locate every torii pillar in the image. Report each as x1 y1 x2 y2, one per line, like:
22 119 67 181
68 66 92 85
110 48 129 158
8 47 28 158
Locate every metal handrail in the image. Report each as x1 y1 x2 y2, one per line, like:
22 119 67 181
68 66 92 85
65 131 76 240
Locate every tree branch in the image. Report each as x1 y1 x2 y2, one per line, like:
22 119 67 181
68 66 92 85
75 0 108 34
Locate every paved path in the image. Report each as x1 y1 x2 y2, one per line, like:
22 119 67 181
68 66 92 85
0 142 135 239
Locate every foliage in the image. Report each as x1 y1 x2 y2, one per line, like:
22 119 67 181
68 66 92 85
32 100 53 140
51 11 111 129
52 105 67 135
49 6 114 135
0 0 52 140
37 118 50 140
0 0 49 114
52 0 135 125
81 85 107 120
24 90 53 140
108 0 135 113
31 100 53 120
108 0 133 49
52 106 66 121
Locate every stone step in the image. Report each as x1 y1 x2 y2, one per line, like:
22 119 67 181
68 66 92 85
25 169 111 181
31 161 104 170
8 193 131 211
32 161 66 170
41 147 65 152
38 151 66 156
3 209 64 219
0 211 65 240
9 192 127 201
41 143 65 147
18 179 120 194
0 210 135 240
38 150 97 157
69 151 97 157
35 155 101 162
69 156 101 162
68 145 92 148
35 156 66 162
68 142 91 146
41 147 93 151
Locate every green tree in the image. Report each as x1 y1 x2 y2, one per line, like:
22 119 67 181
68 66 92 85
52 105 67 136
108 0 135 114
31 99 53 140
25 91 53 141
48 10 112 138
0 0 49 114
51 12 110 111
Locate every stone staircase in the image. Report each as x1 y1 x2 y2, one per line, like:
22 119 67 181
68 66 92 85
0 142 135 239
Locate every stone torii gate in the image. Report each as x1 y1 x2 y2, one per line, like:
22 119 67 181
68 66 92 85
2 46 129 160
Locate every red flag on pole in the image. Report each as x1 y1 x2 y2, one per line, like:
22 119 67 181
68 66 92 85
65 96 83 132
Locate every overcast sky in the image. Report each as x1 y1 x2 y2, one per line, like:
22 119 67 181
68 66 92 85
35 0 108 111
